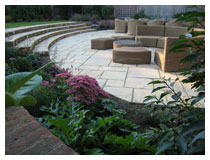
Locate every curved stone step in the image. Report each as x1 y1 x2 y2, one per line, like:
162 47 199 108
33 28 96 56
5 22 78 37
16 26 92 52
6 23 87 47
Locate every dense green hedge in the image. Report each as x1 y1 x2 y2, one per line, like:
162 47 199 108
6 6 53 22
5 5 114 22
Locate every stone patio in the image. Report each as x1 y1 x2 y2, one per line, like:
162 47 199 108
49 30 204 107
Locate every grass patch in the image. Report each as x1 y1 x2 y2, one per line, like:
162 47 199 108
5 21 69 29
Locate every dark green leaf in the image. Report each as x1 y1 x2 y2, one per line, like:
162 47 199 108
159 91 172 100
152 86 166 93
144 101 156 107
187 144 205 154
171 91 182 101
184 110 204 120
189 130 205 146
176 136 187 154
19 95 37 106
159 131 171 144
182 119 205 136
84 148 104 155
6 62 56 93
156 141 174 155
148 80 164 85
143 95 156 102
167 101 177 106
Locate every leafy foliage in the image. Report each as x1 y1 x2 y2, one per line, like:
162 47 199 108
11 57 32 72
144 5 205 155
37 97 157 154
5 62 56 107
132 9 150 19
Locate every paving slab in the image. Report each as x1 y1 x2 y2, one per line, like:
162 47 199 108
105 80 125 87
79 70 103 79
127 67 160 79
103 87 133 101
125 78 153 89
101 71 127 80
84 58 111 66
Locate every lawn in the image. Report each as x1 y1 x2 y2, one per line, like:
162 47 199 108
5 21 68 29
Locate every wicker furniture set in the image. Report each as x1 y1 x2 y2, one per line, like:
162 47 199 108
91 18 201 72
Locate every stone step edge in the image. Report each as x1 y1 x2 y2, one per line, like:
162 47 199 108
35 28 96 56
17 26 92 53
6 23 89 47
5 21 81 37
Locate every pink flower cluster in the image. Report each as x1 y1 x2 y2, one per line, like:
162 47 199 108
55 68 72 79
66 75 110 105
41 80 54 87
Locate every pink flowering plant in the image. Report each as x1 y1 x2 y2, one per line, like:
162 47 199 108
66 75 110 105
41 68 110 105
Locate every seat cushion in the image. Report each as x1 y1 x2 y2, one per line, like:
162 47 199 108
164 26 188 37
135 36 161 47
147 19 165 26
112 35 135 40
136 25 165 36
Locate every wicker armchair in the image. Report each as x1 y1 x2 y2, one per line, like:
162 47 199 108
155 37 190 72
115 19 127 33
127 19 147 36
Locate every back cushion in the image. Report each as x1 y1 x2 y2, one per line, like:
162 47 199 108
136 25 165 36
147 19 165 26
128 20 146 36
165 26 188 37
165 19 185 27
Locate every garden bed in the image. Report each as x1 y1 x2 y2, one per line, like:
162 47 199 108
6 45 205 155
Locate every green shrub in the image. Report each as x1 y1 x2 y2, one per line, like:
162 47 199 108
11 57 32 72
91 15 101 21
173 12 185 18
5 15 12 22
70 14 82 21
132 10 150 19
101 5 114 19
80 15 93 21
6 5 53 22
25 53 42 70
5 47 19 63
5 63 18 76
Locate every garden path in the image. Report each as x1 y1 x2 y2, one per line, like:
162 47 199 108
49 30 204 107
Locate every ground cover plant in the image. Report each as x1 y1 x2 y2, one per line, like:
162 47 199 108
32 69 158 155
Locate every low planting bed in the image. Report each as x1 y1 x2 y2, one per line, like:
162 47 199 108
5 46 205 155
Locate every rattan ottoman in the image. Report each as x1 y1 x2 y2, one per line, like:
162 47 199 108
113 47 151 64
91 37 115 50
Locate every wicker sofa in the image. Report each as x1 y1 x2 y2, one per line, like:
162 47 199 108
135 25 189 72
